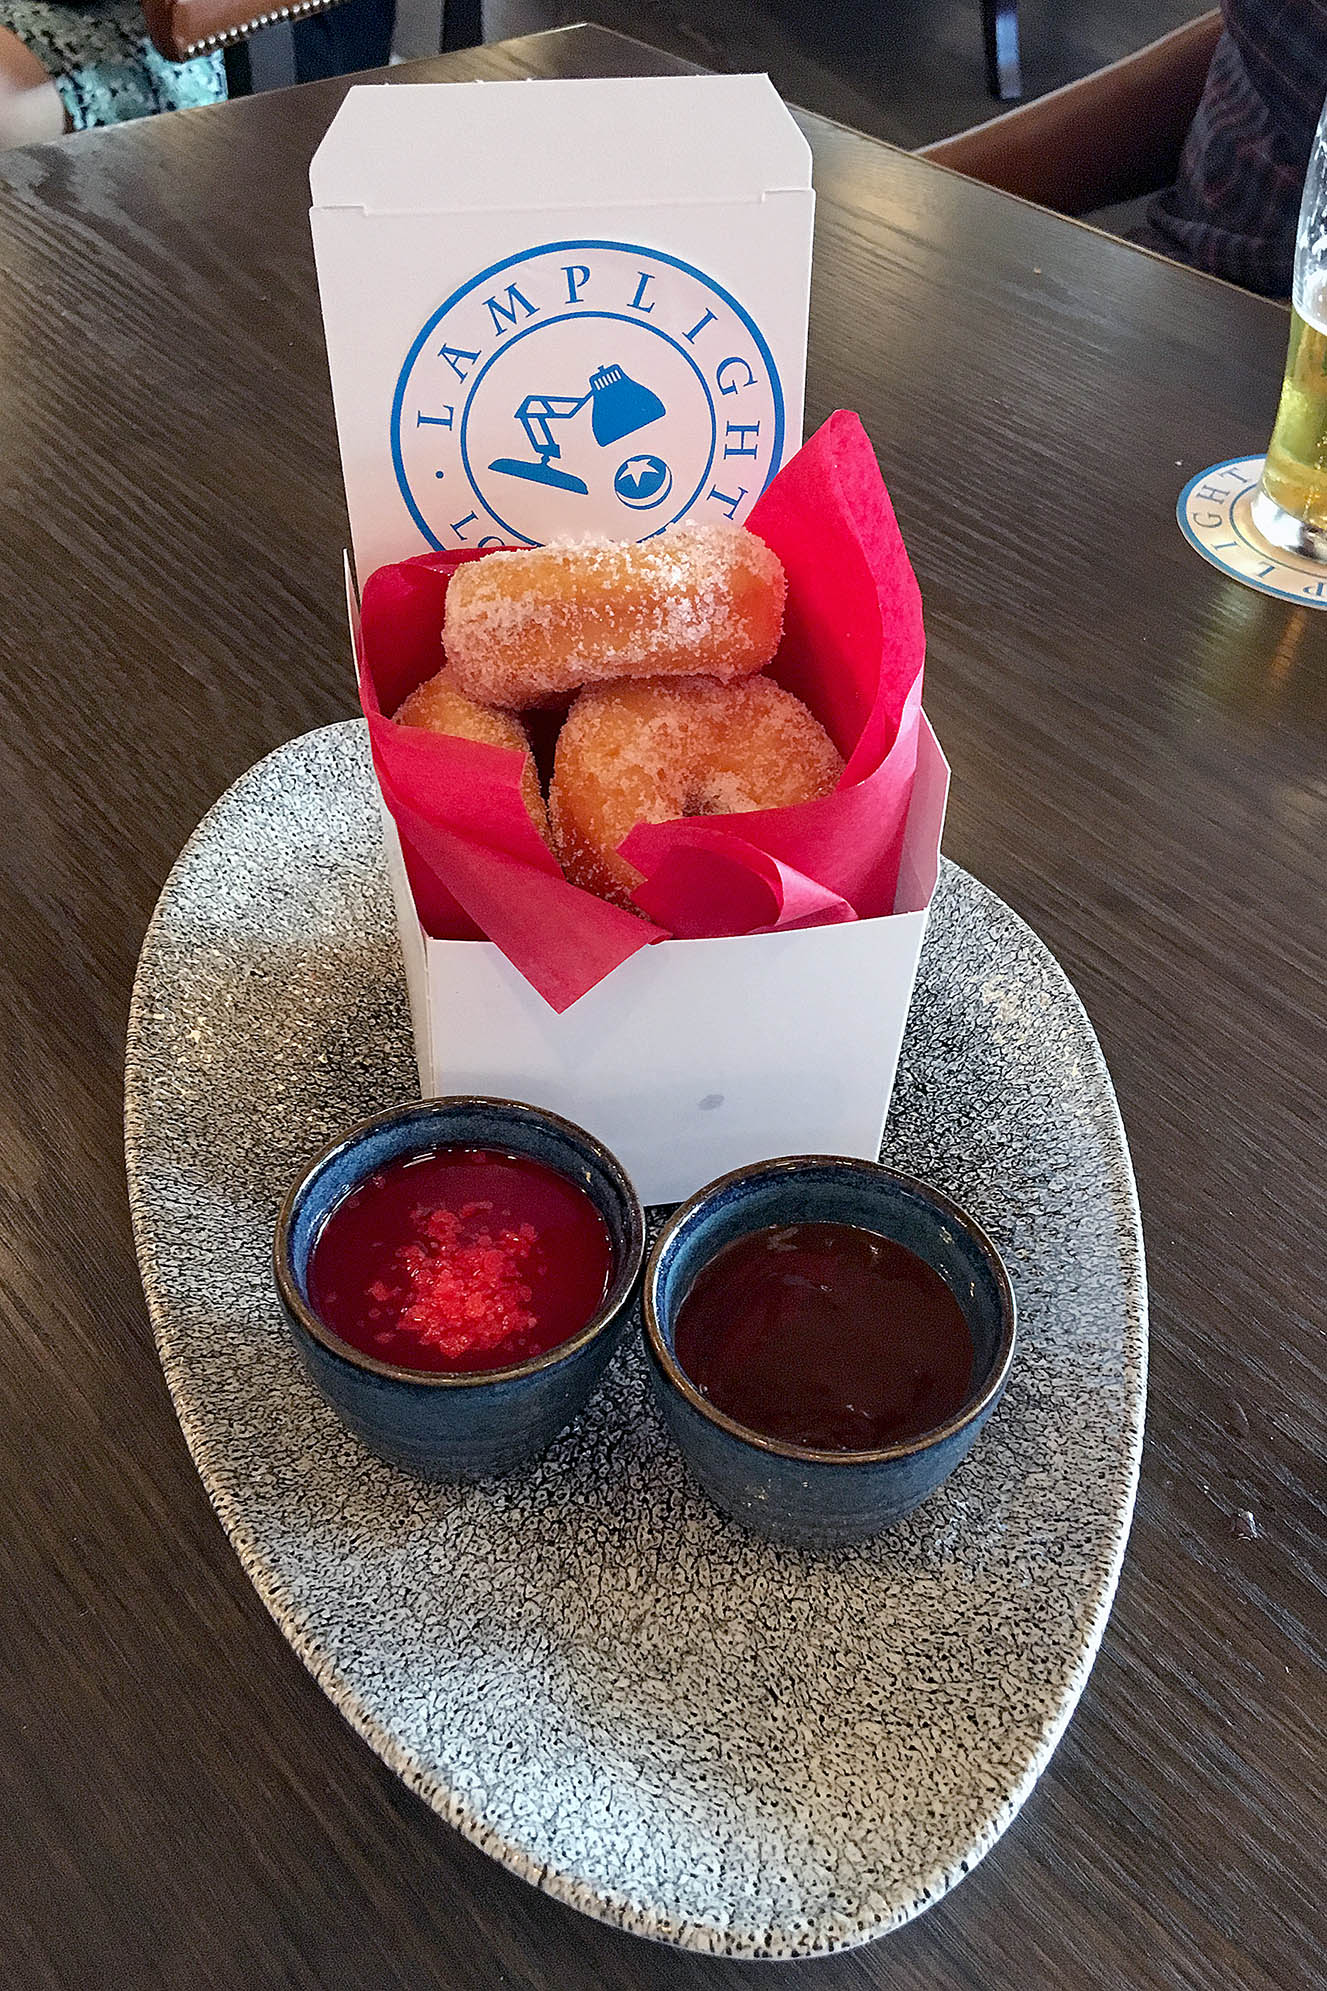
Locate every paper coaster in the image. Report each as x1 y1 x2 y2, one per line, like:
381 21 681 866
1177 455 1327 607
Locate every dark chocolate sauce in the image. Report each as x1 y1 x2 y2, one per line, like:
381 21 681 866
672 1221 974 1450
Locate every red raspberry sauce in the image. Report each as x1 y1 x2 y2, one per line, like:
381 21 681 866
307 1147 612 1373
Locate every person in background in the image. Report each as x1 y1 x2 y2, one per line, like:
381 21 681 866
1137 0 1327 297
0 0 222 144
290 0 392 83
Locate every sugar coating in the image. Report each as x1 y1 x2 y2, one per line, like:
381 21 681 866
394 669 549 840
442 523 786 708
550 676 843 907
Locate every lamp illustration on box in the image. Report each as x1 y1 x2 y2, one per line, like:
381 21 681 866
488 364 666 495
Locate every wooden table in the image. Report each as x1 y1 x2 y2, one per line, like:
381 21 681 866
1 27 1321 1990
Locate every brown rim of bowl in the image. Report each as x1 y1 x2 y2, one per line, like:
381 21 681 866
273 1097 645 1389
643 1156 1017 1465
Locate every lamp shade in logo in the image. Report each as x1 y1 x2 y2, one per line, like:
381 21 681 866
588 365 666 446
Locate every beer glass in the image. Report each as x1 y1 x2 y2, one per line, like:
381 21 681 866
1252 92 1327 558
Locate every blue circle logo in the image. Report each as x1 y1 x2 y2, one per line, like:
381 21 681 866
1177 454 1327 607
391 239 784 549
614 453 672 509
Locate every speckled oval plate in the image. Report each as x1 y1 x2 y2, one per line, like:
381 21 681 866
125 722 1146 1960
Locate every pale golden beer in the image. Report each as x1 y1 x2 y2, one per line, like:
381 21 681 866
1256 296 1327 536
1253 92 1327 557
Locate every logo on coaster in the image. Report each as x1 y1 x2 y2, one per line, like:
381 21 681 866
1178 455 1327 607
391 239 784 549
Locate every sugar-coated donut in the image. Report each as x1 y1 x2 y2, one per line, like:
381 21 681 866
442 523 786 709
394 670 549 840
550 677 843 907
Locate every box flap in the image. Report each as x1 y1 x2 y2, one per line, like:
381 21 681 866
310 76 811 214
312 73 812 574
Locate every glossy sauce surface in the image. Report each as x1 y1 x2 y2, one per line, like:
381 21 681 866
672 1221 975 1450
307 1146 612 1372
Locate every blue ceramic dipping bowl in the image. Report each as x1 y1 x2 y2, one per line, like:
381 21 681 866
274 1098 645 1480
644 1158 1016 1548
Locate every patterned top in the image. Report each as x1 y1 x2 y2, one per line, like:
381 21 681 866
0 0 225 128
1138 0 1327 298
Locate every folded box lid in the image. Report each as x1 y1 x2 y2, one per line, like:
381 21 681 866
310 75 812 214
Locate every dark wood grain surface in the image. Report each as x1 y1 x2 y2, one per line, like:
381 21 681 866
483 0 1205 152
0 27 1322 1991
